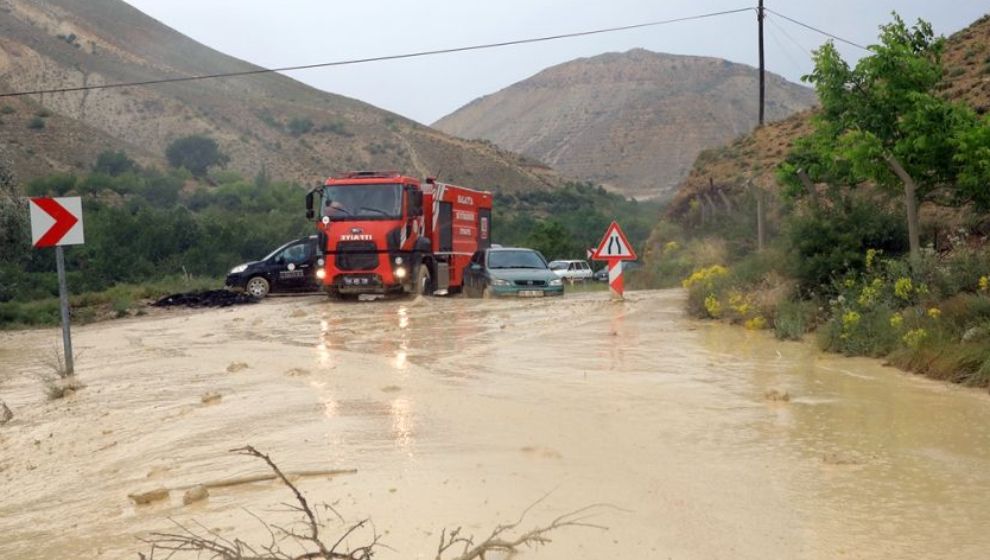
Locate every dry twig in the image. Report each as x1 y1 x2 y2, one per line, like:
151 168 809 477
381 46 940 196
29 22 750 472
141 447 607 560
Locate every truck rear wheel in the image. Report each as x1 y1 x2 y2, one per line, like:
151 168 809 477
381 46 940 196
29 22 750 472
414 264 432 296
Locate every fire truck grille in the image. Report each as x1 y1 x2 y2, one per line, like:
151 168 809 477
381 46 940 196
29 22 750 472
336 242 379 271
514 279 547 287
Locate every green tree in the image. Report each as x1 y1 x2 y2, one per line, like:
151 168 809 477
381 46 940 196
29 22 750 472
524 220 581 262
165 135 229 177
779 14 990 267
93 150 137 176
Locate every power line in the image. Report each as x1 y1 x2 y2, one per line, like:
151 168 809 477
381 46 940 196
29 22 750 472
0 7 755 99
764 8 868 51
765 20 807 77
766 14 812 58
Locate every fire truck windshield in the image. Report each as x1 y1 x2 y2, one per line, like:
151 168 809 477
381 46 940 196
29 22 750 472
322 184 403 220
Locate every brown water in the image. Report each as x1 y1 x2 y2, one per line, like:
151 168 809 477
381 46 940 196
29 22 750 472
1 289 988 559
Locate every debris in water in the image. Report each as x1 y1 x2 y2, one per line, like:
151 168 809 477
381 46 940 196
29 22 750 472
290 308 308 317
0 400 12 425
151 289 258 308
284 368 309 377
201 392 222 405
764 389 791 402
226 362 249 373
182 485 209 505
381 385 401 393
129 487 169 505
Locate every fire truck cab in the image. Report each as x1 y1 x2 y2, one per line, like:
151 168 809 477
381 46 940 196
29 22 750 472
306 171 493 298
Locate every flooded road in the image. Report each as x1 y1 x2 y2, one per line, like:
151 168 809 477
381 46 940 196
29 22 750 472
1 289 989 559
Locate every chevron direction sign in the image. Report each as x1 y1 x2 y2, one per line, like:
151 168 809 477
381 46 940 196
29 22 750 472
30 197 84 248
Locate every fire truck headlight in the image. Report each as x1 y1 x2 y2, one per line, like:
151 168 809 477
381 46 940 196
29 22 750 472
394 267 407 279
316 268 326 280
318 258 325 266
394 256 403 265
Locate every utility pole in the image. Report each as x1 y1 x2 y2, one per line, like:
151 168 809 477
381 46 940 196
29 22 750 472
755 1 767 251
757 0 766 127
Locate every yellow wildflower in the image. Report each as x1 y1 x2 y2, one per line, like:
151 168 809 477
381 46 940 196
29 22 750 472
902 328 928 349
865 248 880 270
704 294 722 318
894 277 913 300
682 265 729 289
745 316 767 330
663 241 680 254
927 307 941 320
889 313 904 329
979 276 989 292
842 310 861 329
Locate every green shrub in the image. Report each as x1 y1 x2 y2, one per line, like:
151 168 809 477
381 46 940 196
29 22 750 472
0 105 15 115
786 200 907 293
35 108 52 118
287 117 314 136
774 299 817 340
165 135 229 176
93 150 137 176
27 116 46 130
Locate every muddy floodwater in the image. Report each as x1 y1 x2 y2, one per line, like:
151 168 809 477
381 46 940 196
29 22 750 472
1 289 989 559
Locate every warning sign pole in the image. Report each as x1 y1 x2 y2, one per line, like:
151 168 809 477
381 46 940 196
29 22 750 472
592 221 637 301
55 245 74 375
608 259 623 299
30 197 85 376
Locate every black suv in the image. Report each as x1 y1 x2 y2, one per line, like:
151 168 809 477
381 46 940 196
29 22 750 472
225 236 321 298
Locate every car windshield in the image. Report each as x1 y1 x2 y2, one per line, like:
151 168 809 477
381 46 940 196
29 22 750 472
488 250 547 269
548 261 568 270
322 184 402 220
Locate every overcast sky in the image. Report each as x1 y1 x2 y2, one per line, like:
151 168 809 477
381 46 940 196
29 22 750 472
122 1 988 125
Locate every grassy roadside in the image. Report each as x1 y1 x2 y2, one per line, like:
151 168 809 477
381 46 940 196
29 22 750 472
678 247 990 389
0 275 222 329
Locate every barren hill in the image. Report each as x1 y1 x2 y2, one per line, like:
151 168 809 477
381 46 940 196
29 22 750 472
0 0 559 190
434 49 816 200
664 13 990 220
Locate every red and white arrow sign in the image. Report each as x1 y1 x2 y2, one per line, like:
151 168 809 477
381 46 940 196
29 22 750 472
30 197 85 248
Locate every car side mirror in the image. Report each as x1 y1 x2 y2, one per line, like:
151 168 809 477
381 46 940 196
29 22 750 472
305 191 315 220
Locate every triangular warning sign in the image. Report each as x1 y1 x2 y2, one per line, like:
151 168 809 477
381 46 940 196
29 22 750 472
592 221 637 261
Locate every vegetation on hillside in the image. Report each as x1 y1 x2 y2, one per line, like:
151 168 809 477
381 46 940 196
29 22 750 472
0 141 658 328
492 182 661 262
649 14 990 389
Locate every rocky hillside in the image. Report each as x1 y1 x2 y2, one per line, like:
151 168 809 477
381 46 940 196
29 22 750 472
434 49 816 200
0 0 559 191
665 13 990 220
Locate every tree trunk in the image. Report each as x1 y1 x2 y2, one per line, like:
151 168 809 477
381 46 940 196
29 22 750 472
884 154 921 268
796 169 818 206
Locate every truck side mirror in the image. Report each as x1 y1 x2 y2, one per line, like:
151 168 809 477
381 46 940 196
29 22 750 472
305 191 315 220
410 190 424 217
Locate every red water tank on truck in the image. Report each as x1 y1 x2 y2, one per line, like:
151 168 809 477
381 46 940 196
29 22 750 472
305 171 493 298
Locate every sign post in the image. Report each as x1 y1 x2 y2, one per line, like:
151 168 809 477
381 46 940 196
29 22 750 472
29 197 84 375
592 221 637 299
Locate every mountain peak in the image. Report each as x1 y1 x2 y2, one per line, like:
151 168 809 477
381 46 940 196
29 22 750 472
435 51 816 199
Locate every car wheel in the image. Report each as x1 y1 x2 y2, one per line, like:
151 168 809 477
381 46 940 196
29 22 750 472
414 264 432 296
245 276 270 298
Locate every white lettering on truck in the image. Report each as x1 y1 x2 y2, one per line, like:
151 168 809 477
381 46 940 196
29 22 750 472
456 195 473 206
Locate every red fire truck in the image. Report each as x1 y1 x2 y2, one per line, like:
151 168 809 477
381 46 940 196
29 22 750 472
305 171 493 298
